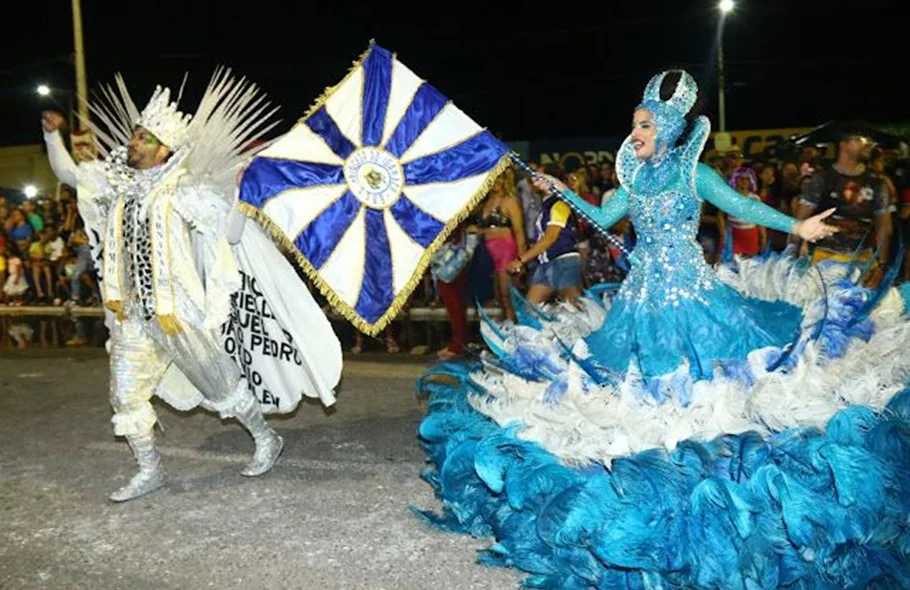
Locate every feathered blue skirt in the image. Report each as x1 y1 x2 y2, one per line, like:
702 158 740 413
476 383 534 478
412 256 910 589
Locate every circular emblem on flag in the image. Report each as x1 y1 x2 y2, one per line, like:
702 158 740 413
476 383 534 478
344 147 404 209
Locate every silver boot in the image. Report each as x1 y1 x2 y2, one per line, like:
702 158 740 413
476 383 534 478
234 400 284 477
109 434 167 502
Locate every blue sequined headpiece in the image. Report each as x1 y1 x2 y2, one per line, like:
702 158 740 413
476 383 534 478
637 70 699 152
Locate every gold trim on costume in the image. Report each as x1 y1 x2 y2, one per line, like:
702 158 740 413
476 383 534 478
157 314 183 335
149 194 163 313
159 200 183 334
148 186 183 334
105 300 125 322
103 197 126 310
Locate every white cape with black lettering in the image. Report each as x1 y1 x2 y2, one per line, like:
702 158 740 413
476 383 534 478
225 221 342 412
156 221 342 414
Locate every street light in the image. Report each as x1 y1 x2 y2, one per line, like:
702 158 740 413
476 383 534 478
717 0 735 132
36 84 75 134
24 185 38 199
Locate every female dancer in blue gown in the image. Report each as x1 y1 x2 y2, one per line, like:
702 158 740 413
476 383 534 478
415 70 910 589
518 70 835 389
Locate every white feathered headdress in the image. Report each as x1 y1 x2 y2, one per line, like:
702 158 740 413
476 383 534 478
82 67 281 186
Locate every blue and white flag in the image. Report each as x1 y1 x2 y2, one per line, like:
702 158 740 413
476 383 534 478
239 42 511 335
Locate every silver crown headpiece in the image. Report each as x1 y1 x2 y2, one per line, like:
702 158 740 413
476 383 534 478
134 85 192 150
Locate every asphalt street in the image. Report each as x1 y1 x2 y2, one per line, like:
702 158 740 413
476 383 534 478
0 350 520 589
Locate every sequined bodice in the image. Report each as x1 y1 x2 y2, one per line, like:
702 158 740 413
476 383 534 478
619 157 716 308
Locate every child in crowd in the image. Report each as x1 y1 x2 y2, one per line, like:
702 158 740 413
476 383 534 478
3 242 28 305
719 167 766 258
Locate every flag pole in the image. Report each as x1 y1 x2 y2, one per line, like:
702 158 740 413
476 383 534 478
507 153 636 264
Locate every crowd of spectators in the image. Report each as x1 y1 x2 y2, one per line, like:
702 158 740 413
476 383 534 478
4 131 908 355
422 133 910 359
0 187 98 308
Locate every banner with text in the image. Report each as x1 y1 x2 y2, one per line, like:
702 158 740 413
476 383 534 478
511 127 815 170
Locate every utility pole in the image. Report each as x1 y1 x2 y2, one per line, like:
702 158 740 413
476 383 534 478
72 0 89 129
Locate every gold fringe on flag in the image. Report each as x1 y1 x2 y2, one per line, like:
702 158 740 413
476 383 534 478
297 40 376 126
241 39 515 335
238 153 514 337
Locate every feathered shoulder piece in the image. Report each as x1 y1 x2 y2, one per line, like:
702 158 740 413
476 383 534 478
182 67 282 191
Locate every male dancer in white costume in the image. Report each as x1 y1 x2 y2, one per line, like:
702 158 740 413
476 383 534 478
42 71 342 502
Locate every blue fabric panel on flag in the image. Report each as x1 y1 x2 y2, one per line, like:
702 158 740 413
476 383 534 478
295 190 361 269
354 209 394 323
306 107 356 159
384 83 448 158
391 194 444 249
239 157 344 209
402 131 507 185
361 46 393 147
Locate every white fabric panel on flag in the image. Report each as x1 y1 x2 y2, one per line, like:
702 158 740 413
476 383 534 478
319 207 367 306
399 103 483 164
257 123 345 165
404 174 490 221
262 184 349 237
380 60 426 149
324 66 365 148
384 208 427 294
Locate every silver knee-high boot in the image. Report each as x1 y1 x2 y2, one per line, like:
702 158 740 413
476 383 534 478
233 399 284 477
109 433 167 502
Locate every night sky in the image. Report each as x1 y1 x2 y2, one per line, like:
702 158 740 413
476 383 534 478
1 0 905 147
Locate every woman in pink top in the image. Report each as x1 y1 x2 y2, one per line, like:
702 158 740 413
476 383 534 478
473 171 526 323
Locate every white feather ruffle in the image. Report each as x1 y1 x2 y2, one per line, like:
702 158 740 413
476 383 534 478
469 256 910 468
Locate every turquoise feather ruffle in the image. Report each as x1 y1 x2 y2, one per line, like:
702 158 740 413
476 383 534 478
413 368 910 589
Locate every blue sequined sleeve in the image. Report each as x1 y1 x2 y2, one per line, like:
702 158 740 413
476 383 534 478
559 186 630 230
695 163 797 234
